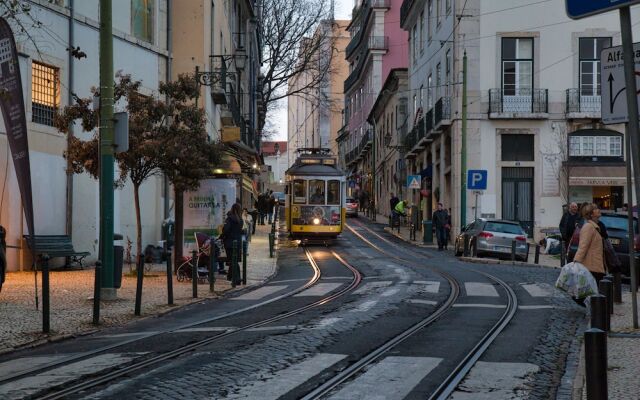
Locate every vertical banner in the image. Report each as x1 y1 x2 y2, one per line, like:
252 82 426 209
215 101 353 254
0 18 34 290
182 178 236 255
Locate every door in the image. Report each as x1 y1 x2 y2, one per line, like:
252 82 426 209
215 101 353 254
502 167 534 236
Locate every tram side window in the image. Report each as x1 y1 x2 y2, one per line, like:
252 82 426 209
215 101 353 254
327 180 340 205
293 180 307 204
309 180 326 204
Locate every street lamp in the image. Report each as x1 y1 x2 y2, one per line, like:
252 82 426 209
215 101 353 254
194 54 248 108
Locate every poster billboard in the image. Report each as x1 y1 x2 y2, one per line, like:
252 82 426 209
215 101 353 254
182 178 236 254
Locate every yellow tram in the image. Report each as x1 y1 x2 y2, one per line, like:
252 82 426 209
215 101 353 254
284 149 346 240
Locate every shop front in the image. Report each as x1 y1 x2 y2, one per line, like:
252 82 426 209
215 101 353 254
568 167 626 211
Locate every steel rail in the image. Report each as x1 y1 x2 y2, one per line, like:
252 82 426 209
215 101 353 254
33 247 361 400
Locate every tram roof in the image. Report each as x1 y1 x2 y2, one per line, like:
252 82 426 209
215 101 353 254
285 163 344 177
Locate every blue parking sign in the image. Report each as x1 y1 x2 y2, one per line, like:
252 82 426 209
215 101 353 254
566 0 640 19
467 170 487 190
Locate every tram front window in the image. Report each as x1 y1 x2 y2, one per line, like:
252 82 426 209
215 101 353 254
293 180 307 204
327 180 340 205
309 180 326 204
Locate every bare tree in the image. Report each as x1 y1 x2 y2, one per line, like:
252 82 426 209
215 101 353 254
543 124 571 204
259 0 336 114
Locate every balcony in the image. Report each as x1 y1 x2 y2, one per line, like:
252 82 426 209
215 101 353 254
344 56 366 92
368 36 388 51
488 88 549 119
566 88 601 119
434 97 451 128
400 0 416 27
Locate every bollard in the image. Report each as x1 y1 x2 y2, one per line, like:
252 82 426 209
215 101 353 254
613 272 622 304
584 328 608 400
511 240 517 263
534 244 540 264
134 255 144 316
242 240 248 285
166 250 174 304
191 249 198 298
231 240 239 288
560 239 566 266
93 260 102 325
598 280 612 330
590 295 608 331
463 234 470 257
471 237 478 257
269 233 274 258
600 278 614 315
41 254 51 333
208 246 215 293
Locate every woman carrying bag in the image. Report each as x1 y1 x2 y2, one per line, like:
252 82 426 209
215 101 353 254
573 203 606 283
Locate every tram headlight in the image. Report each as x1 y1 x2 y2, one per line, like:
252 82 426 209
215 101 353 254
313 218 321 225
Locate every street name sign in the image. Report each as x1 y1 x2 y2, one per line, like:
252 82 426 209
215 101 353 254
566 0 640 19
600 42 640 124
407 175 421 189
467 170 487 191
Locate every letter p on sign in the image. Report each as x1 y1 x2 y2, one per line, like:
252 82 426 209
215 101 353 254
467 170 487 190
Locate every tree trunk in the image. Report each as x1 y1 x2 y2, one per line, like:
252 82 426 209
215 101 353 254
134 183 143 267
174 188 184 265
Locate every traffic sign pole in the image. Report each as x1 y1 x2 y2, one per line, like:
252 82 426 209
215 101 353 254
619 6 638 328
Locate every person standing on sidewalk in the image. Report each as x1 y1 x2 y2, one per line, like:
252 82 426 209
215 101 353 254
221 203 243 285
390 194 399 216
573 203 606 284
432 203 449 251
257 192 268 225
267 191 276 224
559 202 579 244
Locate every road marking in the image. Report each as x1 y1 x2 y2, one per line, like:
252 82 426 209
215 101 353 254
231 285 288 300
453 304 506 309
97 331 159 338
311 317 342 329
322 276 353 280
246 326 297 332
353 281 392 294
351 300 378 312
328 356 443 400
269 278 309 284
0 353 146 398
414 281 441 293
521 283 556 297
518 305 555 310
464 282 499 297
406 299 438 305
227 353 347 399
449 361 539 400
0 355 70 380
174 327 233 333
294 283 342 297
381 288 400 297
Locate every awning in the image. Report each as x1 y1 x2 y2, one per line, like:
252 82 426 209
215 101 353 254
242 175 258 198
569 165 627 186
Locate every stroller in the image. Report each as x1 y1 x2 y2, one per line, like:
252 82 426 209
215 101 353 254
176 232 219 283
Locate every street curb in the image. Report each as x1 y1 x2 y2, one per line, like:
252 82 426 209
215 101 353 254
458 256 561 270
382 226 439 250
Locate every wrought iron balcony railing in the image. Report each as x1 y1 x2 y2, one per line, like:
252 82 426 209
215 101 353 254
565 88 601 115
488 88 548 115
434 97 451 126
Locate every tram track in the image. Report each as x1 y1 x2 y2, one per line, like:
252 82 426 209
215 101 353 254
1 247 362 400
299 220 520 399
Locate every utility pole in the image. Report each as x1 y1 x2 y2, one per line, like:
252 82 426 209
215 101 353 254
371 126 376 221
460 51 467 230
99 0 116 298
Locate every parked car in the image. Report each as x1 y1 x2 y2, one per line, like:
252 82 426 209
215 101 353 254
273 191 285 205
454 219 529 261
345 197 359 217
567 212 639 277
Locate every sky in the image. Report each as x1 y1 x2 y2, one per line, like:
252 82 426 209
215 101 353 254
270 0 352 141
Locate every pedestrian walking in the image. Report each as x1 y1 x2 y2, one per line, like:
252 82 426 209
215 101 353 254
267 191 276 224
359 190 366 212
432 203 449 251
573 203 606 284
242 208 253 244
257 192 268 225
559 202 580 243
220 203 243 285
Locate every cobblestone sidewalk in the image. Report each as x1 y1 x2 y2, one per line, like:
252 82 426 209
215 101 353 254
0 223 277 353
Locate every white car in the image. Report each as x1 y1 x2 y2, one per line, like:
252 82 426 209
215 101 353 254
345 197 359 217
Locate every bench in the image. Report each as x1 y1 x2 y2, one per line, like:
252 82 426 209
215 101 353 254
23 235 90 269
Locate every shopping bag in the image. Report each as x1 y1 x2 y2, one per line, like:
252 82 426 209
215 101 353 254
555 262 598 299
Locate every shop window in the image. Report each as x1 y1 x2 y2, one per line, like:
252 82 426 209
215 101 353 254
31 62 59 126
293 180 307 204
501 134 534 161
132 0 154 43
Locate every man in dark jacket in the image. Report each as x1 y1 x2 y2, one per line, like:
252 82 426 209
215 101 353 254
390 194 399 214
559 202 579 243
267 192 276 224
257 193 268 225
222 203 244 284
432 203 449 251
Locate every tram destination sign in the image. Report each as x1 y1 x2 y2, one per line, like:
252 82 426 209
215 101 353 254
566 0 640 19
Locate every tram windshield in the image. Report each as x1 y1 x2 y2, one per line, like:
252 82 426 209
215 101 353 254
293 180 307 204
308 180 326 204
327 180 340 205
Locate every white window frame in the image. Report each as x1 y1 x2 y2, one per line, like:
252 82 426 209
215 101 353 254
569 135 623 157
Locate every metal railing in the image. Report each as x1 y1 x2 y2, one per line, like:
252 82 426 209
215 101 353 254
566 88 601 114
434 97 451 126
488 88 548 114
368 36 388 51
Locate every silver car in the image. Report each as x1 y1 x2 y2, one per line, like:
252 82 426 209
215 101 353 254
454 219 529 261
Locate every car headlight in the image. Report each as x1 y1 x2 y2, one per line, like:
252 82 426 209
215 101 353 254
313 218 320 225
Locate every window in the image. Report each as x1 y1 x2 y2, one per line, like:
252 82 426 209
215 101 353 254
445 49 451 96
327 180 340 205
293 180 307 204
579 37 612 96
501 134 534 161
501 38 533 96
419 11 424 54
436 63 442 99
436 0 441 26
132 0 154 43
210 1 215 55
31 62 59 126
412 25 418 64
427 0 433 41
309 180 325 204
419 85 423 108
446 0 451 13
427 74 432 109
569 135 622 157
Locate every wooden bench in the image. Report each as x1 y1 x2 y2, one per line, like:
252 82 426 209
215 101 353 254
23 235 90 268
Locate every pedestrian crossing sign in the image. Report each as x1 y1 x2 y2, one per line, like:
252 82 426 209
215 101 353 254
407 175 421 189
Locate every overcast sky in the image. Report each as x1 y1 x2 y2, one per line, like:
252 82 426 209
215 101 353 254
269 0 352 141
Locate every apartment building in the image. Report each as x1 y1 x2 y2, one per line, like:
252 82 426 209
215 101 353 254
338 0 407 198
288 20 350 167
400 0 634 239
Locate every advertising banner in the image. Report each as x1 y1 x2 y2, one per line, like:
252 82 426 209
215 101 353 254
182 178 236 254
0 18 34 290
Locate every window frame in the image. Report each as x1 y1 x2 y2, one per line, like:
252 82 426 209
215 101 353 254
569 135 623 158
131 0 155 44
327 180 341 205
293 179 308 204
578 37 612 97
31 61 60 127
501 37 534 96
308 180 326 205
